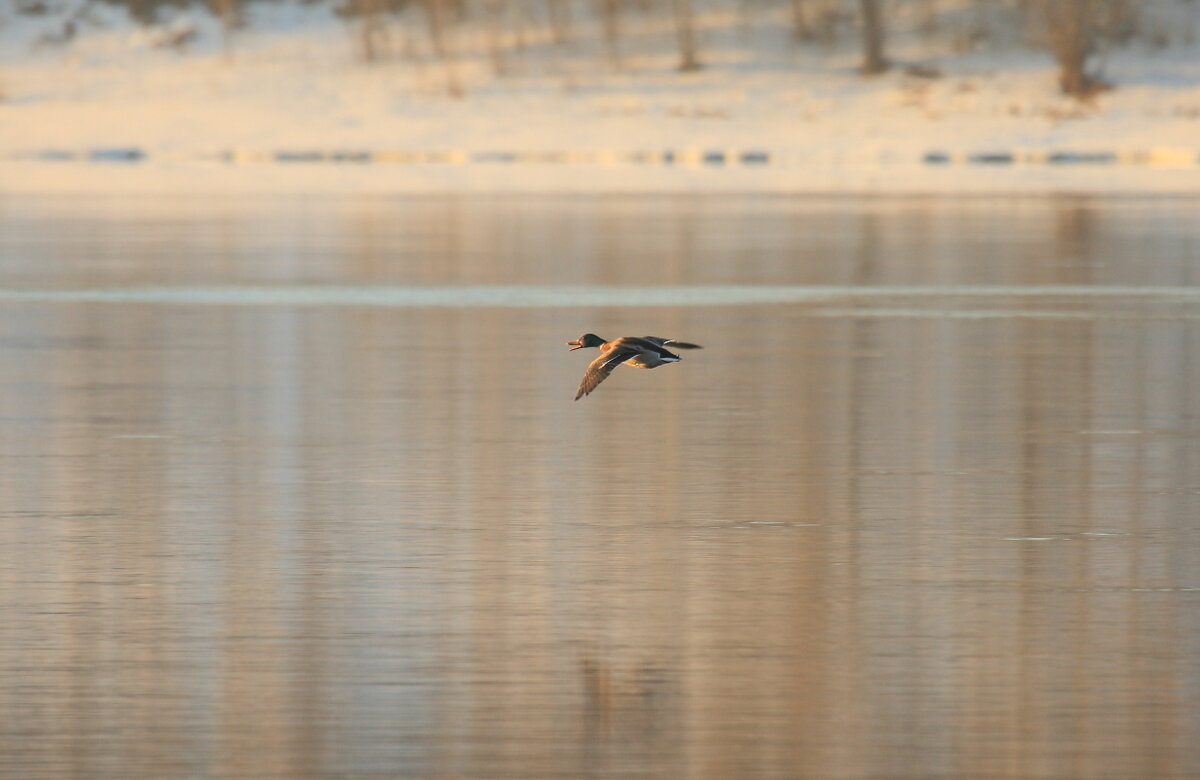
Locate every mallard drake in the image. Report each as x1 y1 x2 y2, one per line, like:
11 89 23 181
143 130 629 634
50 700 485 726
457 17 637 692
566 333 702 400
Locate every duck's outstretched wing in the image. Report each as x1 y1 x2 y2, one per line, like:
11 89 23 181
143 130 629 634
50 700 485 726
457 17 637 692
640 336 703 350
575 348 638 400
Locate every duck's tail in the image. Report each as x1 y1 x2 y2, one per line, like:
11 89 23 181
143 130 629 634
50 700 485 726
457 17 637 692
666 340 703 350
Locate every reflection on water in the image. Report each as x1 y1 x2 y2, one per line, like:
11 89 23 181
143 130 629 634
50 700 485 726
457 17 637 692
1 195 1199 779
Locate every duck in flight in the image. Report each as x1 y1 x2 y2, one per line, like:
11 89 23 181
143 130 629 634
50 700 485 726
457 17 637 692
566 334 702 400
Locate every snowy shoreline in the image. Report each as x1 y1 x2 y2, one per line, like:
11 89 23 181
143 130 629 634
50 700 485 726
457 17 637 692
5 157 1199 196
2 1 1199 194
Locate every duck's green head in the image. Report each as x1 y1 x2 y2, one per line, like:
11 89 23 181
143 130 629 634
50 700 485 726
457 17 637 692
566 333 605 351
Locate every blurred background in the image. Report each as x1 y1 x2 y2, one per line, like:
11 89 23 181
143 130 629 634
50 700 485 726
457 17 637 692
1 0 1199 188
2 3 1200 780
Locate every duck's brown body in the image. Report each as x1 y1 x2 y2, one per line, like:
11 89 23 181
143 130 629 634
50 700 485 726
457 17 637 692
566 334 702 400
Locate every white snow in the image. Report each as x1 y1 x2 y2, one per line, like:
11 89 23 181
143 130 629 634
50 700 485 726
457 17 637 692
1 0 1198 193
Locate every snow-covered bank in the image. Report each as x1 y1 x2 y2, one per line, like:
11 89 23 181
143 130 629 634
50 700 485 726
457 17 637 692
6 157 1199 196
2 1 1199 193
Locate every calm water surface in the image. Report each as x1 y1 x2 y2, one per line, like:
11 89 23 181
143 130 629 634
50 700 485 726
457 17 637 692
1 194 1198 779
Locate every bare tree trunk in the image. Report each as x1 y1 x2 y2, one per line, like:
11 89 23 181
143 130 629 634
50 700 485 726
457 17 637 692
797 0 839 45
512 0 530 52
209 0 241 56
422 0 464 97
356 0 386 63
672 0 701 71
917 0 939 36
1038 0 1107 98
545 0 572 45
791 0 812 41
598 0 622 70
485 0 507 75
859 0 888 74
